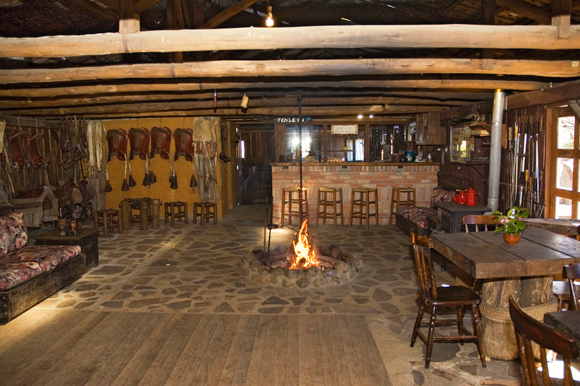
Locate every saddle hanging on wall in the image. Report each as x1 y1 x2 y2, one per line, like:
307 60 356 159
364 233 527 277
128 127 150 160
6 130 29 168
106 129 128 162
150 127 172 159
173 128 194 161
25 132 48 168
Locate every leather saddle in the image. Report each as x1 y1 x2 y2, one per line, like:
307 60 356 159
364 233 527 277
150 127 172 160
128 127 150 160
106 129 128 161
6 130 29 168
173 128 193 161
16 186 44 199
25 132 48 168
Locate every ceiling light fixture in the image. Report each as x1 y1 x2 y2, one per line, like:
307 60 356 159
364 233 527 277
357 114 363 119
241 93 249 109
265 6 274 27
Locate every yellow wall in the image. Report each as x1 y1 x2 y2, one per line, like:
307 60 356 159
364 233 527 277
104 117 225 218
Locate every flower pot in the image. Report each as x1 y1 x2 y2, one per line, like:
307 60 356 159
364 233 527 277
503 233 521 245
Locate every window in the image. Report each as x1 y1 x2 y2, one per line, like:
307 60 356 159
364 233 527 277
550 108 580 219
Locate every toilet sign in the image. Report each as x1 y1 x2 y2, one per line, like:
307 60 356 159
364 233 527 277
275 117 312 123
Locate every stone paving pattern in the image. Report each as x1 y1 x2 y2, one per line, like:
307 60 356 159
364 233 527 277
31 205 523 386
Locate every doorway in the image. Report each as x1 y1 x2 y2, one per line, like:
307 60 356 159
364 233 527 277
237 124 275 205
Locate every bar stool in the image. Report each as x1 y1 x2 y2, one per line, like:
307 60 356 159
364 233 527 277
316 187 343 228
164 201 188 225
349 187 379 229
193 202 217 225
390 187 416 224
281 187 309 227
94 208 123 236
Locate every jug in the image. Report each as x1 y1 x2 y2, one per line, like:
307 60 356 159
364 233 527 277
465 188 481 206
453 190 466 205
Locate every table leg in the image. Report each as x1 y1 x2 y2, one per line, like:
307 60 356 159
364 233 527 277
140 200 148 230
121 199 131 230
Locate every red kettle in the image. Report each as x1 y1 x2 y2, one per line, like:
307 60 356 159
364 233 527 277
453 190 466 205
465 188 481 206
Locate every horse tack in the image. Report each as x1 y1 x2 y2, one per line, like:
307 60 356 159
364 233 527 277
106 129 128 161
24 132 48 168
150 127 172 160
128 127 150 160
173 128 194 161
6 130 29 168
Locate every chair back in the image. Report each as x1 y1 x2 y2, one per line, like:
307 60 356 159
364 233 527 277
563 263 580 310
461 215 498 233
411 231 438 300
509 296 579 386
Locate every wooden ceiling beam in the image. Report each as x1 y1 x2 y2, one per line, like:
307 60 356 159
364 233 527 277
1 59 576 85
496 0 552 24
7 104 447 118
96 0 120 12
2 25 580 58
133 0 163 14
59 0 119 21
0 79 547 98
507 78 580 109
200 0 260 29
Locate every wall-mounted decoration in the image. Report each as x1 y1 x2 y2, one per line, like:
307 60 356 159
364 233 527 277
128 127 150 160
150 127 172 159
106 129 128 162
6 130 29 168
25 132 48 168
173 128 193 161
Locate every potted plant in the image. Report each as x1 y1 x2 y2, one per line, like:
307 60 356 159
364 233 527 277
492 206 530 244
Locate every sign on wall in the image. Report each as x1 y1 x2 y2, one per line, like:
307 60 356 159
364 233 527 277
331 125 358 135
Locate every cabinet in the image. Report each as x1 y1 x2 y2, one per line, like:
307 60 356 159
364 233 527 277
415 112 446 145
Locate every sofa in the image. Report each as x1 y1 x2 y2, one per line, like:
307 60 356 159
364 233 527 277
395 187 455 236
0 211 86 323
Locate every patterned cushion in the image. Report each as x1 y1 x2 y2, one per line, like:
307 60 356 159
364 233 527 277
397 207 437 228
0 245 81 290
0 212 28 257
430 188 455 207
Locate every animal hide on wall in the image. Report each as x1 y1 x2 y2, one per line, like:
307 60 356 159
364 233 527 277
192 117 219 203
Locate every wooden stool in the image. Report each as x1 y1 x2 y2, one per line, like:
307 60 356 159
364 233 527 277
350 187 379 229
193 202 217 225
164 201 188 225
390 187 416 224
94 209 123 236
316 187 343 228
281 187 309 228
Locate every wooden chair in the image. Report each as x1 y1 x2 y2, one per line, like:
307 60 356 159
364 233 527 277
553 263 580 311
410 231 486 369
509 296 579 386
461 215 498 233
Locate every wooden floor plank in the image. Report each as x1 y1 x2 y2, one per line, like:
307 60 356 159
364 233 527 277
186 314 231 385
205 315 241 386
34 312 141 386
230 315 259 386
139 313 208 386
298 315 313 386
244 315 270 385
318 316 341 386
258 315 278 386
0 309 60 349
308 315 326 386
337 316 364 386
0 310 104 384
83 313 173 386
346 315 383 386
273 315 288 386
357 316 391 386
327 315 353 386
284 315 300 386
216 315 252 386
111 314 201 386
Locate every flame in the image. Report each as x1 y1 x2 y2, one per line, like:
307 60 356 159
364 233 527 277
289 220 317 270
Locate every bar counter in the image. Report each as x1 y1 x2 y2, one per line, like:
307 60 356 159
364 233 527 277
271 162 439 225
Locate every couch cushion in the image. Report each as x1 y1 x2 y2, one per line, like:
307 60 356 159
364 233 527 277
0 212 28 257
430 187 455 208
398 207 437 228
0 245 82 290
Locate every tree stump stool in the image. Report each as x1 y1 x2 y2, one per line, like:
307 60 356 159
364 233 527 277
193 202 217 226
164 201 188 225
93 208 123 236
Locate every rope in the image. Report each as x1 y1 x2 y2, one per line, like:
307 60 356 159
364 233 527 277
479 300 558 324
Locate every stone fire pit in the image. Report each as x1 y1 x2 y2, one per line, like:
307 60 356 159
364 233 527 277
241 244 363 289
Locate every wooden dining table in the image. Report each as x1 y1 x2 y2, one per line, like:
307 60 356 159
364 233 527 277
430 228 580 360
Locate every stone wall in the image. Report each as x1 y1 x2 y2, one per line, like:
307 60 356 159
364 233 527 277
272 163 439 225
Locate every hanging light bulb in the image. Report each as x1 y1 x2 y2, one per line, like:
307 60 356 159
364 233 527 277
241 93 249 109
265 6 274 27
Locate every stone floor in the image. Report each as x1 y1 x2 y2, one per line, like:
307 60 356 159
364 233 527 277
30 204 524 386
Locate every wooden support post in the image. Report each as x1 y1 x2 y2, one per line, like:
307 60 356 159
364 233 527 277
552 0 572 38
481 0 496 70
119 0 140 34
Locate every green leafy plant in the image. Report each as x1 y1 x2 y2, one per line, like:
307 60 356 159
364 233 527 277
492 206 530 236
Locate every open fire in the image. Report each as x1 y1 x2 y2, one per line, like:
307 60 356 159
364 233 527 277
242 219 363 288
